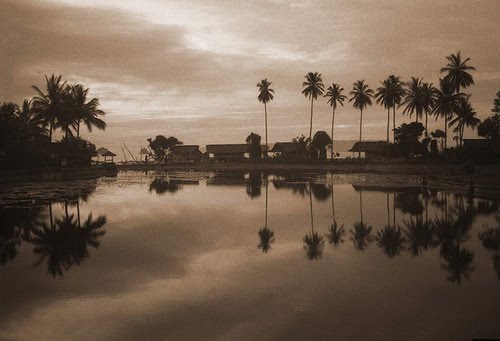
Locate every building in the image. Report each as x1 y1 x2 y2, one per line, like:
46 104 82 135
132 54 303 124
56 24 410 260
348 141 387 158
270 142 306 159
205 144 250 161
168 145 202 163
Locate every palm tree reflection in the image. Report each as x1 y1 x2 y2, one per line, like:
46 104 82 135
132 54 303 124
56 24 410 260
478 225 500 279
440 245 474 284
327 186 345 246
31 208 106 277
350 190 373 250
303 184 324 260
403 218 434 256
376 193 406 258
258 177 274 253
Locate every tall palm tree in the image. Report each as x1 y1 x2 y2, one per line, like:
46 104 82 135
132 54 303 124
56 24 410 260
66 84 106 139
440 51 476 95
257 79 274 157
324 83 346 159
449 97 480 146
349 80 373 157
420 82 438 135
376 78 394 147
302 72 325 142
31 74 66 142
432 79 464 149
386 75 405 142
400 77 424 123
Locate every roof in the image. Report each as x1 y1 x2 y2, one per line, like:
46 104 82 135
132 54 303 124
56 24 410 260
139 148 149 155
101 150 117 157
270 142 302 153
206 144 250 154
348 141 387 153
170 145 200 153
96 147 108 155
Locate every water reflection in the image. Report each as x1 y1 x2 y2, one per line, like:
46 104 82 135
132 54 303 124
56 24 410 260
303 186 324 260
0 181 107 277
257 178 274 252
327 186 345 246
478 223 500 279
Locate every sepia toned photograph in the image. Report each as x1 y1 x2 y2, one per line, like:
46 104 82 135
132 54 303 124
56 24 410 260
1 0 500 340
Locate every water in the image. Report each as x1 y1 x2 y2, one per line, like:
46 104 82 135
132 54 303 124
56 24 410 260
1 171 499 340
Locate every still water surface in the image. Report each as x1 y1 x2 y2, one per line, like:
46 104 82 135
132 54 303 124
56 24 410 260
1 171 499 340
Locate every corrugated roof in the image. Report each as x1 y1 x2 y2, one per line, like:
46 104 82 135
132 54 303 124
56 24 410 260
348 141 387 152
206 144 250 154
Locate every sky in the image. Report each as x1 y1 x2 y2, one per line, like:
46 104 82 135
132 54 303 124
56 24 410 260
1 0 499 156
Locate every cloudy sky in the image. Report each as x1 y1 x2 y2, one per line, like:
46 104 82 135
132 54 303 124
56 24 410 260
1 0 499 155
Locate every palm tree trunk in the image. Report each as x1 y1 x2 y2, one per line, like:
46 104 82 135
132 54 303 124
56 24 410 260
309 98 314 142
49 121 53 143
77 120 80 139
425 112 428 136
393 106 396 143
264 103 268 158
77 200 81 228
387 193 390 227
359 190 363 223
393 192 396 228
386 107 390 158
264 175 267 227
309 185 314 233
331 185 335 219
331 106 335 160
359 108 363 158
49 203 53 228
445 115 448 149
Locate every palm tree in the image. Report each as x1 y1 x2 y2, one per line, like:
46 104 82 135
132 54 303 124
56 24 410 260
432 79 464 149
302 72 325 142
257 79 274 157
349 80 373 157
324 83 346 158
400 77 424 124
16 99 47 141
31 74 66 142
440 51 476 95
66 84 106 139
376 78 396 148
449 97 480 146
420 82 438 135
387 75 405 142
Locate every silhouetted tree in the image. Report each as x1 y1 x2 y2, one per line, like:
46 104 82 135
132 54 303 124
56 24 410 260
31 74 66 142
349 80 373 157
477 112 500 140
449 97 480 146
246 132 262 159
65 84 106 139
432 79 464 149
310 131 332 160
440 51 476 95
257 79 274 156
324 83 346 158
302 72 325 142
403 218 434 256
147 135 182 160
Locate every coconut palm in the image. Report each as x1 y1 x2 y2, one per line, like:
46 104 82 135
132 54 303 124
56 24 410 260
302 72 325 142
449 97 480 146
420 82 438 135
16 99 47 141
257 79 274 157
440 51 476 94
349 80 373 157
386 75 405 142
66 84 106 139
400 77 424 124
432 79 464 149
376 78 396 147
31 74 66 142
324 83 346 158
